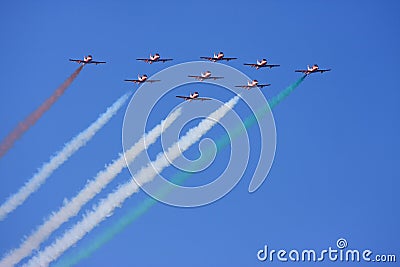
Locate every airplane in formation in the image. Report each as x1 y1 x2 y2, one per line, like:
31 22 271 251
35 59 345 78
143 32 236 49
200 52 237 62
124 74 160 84
69 55 106 65
188 71 224 81
176 92 212 101
235 80 271 89
136 53 173 64
243 59 280 69
295 64 331 75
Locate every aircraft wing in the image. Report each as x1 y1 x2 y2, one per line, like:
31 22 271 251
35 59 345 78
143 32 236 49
243 63 258 67
220 57 237 61
124 79 140 83
176 96 212 101
265 64 280 68
316 69 331 73
295 69 331 74
176 95 191 100
90 61 106 65
188 75 202 79
69 59 84 64
244 63 279 68
235 85 251 89
258 84 271 88
200 56 214 61
187 75 223 81
158 58 173 62
146 79 161 83
235 84 270 89
136 58 151 63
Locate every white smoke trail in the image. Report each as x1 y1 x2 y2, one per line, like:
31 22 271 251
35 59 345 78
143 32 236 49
24 95 239 267
0 93 130 221
0 107 182 267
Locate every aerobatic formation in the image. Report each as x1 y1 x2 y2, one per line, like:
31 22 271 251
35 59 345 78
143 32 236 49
102 51 328 100
0 51 331 185
3 50 330 158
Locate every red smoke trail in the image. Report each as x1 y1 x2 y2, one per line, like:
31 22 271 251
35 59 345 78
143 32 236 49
0 65 84 158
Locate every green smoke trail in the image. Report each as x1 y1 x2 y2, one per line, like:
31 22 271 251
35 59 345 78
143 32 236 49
54 75 306 267
213 74 306 154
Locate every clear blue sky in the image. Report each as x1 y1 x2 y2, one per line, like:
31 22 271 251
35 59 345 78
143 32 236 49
0 1 399 266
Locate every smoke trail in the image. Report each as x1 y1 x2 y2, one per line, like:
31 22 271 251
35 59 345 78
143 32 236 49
0 108 181 267
25 95 239 267
0 66 84 158
215 75 307 151
0 93 130 221
269 75 306 108
55 76 307 267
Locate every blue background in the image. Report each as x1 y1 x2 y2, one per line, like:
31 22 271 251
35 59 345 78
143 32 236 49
0 1 399 266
